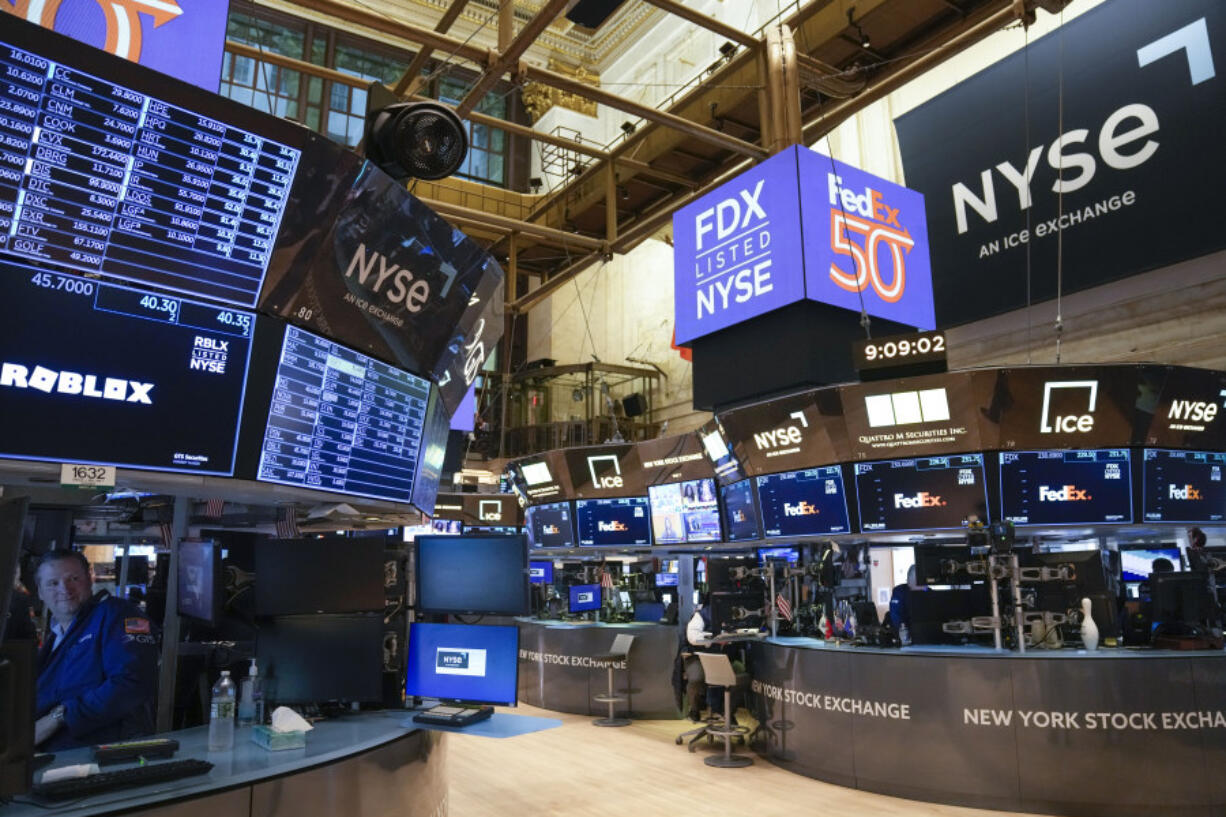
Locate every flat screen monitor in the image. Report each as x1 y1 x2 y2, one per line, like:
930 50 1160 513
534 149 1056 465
468 526 519 535
0 267 255 474
0 497 29 645
0 20 302 308
415 534 528 616
756 466 851 537
405 623 519 707
1120 547 1183 583
575 497 651 547
0 640 35 798
709 591 762 633
431 519 463 535
855 454 989 533
655 573 679 587
721 479 760 541
999 449 1132 526
114 555 150 586
1142 449 1226 523
706 556 757 593
528 561 554 584
255 326 432 504
254 536 384 616
176 540 223 626
568 584 601 613
257 614 382 705
526 502 575 549
757 546 800 566
648 478 721 544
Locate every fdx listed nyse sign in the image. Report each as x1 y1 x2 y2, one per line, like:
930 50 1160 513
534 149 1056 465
673 150 806 345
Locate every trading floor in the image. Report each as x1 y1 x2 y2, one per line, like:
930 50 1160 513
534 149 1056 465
449 704 1025 817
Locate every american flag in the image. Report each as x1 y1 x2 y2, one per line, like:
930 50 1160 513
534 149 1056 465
158 522 174 548
600 569 615 589
204 498 225 519
775 592 793 622
275 506 300 539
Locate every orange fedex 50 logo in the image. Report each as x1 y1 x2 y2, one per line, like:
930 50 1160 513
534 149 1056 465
827 172 916 303
5 0 183 61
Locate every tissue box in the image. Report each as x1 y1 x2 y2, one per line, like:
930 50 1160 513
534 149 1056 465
251 725 306 751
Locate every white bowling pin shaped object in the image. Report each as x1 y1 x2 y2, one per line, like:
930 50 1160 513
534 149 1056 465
1080 597 1099 651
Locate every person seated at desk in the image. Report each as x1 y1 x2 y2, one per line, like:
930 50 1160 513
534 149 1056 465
888 565 922 641
681 595 745 725
33 550 159 751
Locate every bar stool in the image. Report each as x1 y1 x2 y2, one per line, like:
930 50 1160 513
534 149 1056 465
696 652 752 767
592 633 635 727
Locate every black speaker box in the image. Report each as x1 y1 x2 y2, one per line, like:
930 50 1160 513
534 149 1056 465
621 392 647 417
565 0 628 28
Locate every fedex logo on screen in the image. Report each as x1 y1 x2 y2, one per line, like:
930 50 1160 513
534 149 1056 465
3 0 229 92
827 173 916 304
436 647 486 677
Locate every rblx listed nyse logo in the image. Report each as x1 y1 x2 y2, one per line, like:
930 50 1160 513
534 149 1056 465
827 172 916 304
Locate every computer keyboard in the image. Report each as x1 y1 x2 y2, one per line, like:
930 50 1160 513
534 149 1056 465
412 705 494 727
32 759 214 800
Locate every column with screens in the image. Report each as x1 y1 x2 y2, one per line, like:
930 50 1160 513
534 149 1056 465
1142 449 1226 523
855 455 988 533
0 35 300 307
755 466 851 537
999 450 1132 526
255 326 430 503
0 265 254 473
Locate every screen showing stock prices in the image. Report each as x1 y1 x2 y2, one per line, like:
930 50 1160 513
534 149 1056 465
0 264 253 473
256 326 431 504
755 466 851 537
999 449 1132 526
855 455 988 532
1142 449 1226 523
0 37 300 307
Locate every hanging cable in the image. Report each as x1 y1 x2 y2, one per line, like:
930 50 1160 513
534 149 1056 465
1023 22 1033 364
1054 6 1065 365
822 130 872 339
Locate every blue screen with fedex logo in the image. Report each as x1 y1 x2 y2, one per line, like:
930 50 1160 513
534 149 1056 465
405 622 519 706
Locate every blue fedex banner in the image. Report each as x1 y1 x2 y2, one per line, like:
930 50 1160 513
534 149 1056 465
673 146 935 345
2 0 229 92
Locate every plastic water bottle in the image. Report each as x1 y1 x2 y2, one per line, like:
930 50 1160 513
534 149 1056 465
238 659 264 727
208 671 237 751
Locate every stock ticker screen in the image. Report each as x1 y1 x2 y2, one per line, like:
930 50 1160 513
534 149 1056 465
855 454 988 532
1142 449 1226 523
755 466 851 537
999 449 1132 526
575 497 651 547
526 501 575 549
256 326 430 503
0 264 253 473
0 37 300 307
721 478 761 541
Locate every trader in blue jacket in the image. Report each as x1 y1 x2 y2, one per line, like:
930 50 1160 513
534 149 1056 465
33 550 158 750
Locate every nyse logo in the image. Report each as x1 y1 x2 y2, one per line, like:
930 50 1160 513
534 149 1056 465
1040 380 1098 434
435 647 486 677
783 501 819 517
894 492 945 508
189 336 229 374
587 455 624 489
0 362 153 404
1039 485 1092 502
479 500 502 522
597 520 628 532
754 411 808 450
576 591 595 604
1169 484 1203 501
828 174 915 304
344 242 452 312
865 388 949 428
1168 400 1220 424
693 179 774 321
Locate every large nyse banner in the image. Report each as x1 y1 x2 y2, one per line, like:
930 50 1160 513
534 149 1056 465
895 0 1226 326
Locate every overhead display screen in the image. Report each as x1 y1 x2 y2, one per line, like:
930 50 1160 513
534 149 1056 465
0 264 253 473
256 326 430 503
721 479 761 542
0 36 300 308
999 449 1132 526
575 497 651 547
648 478 721 544
717 388 849 476
756 466 851 538
1142 449 1226 523
526 501 574 549
855 455 988 532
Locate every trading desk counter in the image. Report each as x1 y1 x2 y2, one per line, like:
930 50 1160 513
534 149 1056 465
747 638 1226 817
516 619 680 719
2 713 444 817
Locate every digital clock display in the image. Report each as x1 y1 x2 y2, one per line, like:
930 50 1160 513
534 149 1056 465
854 330 947 369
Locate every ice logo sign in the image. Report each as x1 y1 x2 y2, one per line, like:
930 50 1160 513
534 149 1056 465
3 0 229 91
587 455 623 490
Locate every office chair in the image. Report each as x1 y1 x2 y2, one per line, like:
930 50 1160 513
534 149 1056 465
591 633 635 727
691 653 752 767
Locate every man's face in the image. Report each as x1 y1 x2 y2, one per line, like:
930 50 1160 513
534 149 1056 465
36 558 92 623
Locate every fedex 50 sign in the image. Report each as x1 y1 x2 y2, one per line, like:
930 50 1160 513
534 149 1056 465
673 148 935 346
673 149 806 346
797 151 935 330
